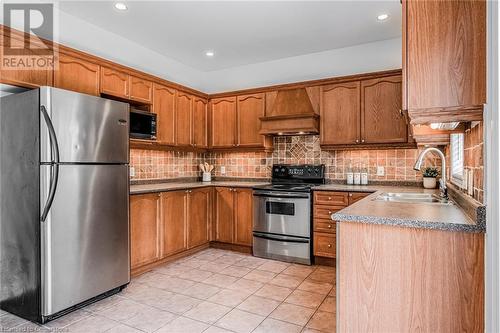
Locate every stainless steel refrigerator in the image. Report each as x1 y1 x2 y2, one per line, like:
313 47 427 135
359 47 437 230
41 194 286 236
0 87 130 323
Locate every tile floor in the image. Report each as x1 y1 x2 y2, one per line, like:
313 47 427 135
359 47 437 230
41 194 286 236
0 248 336 333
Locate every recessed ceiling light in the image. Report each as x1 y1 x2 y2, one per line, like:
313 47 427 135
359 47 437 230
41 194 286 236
377 14 389 21
205 50 215 57
114 2 128 11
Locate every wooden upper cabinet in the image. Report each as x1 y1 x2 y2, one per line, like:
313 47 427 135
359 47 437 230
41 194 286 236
100 66 129 99
130 76 152 103
130 193 161 270
214 187 234 243
192 98 208 148
154 84 176 145
361 75 407 144
161 191 187 257
54 53 99 95
404 0 486 123
320 82 360 145
211 97 237 148
237 94 265 147
233 188 253 246
187 188 210 248
176 92 193 146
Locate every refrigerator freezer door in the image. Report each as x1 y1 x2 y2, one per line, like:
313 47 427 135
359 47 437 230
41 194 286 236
40 87 129 164
40 164 130 316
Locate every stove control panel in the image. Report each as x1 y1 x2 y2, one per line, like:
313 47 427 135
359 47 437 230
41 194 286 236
272 164 325 180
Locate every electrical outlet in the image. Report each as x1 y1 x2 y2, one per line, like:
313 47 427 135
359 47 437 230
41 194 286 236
129 166 135 177
220 166 226 175
377 166 385 176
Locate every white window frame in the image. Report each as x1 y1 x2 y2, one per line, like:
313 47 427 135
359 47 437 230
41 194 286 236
450 133 465 187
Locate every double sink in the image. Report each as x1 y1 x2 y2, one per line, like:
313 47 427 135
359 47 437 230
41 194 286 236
374 192 453 205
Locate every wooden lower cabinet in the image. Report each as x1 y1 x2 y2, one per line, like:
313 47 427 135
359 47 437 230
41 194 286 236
234 189 253 246
214 187 253 247
313 232 336 258
313 190 374 259
338 222 484 332
348 192 370 205
215 187 235 243
130 188 211 272
130 193 161 269
188 188 211 248
161 191 187 257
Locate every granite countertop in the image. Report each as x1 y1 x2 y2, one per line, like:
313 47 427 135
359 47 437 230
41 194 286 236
328 186 485 233
130 180 485 233
130 181 270 194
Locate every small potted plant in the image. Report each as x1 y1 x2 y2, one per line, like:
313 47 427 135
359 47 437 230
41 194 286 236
421 167 439 189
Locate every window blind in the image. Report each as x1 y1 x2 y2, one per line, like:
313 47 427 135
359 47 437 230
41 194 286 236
450 133 464 182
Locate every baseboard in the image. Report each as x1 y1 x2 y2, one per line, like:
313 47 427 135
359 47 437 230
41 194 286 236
131 243 209 277
314 256 336 267
209 241 252 254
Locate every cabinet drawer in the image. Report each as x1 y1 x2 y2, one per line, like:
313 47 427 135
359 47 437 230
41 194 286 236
314 219 336 234
314 205 345 220
348 192 371 205
314 191 349 206
314 232 336 258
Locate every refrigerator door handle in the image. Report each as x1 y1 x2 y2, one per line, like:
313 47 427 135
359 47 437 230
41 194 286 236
41 106 60 222
40 106 60 163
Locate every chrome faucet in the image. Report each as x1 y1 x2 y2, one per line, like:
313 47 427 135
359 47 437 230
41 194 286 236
414 147 448 199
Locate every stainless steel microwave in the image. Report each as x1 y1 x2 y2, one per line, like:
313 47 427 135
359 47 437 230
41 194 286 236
129 108 157 140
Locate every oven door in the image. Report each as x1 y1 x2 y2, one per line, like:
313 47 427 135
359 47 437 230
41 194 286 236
253 232 311 265
253 191 311 238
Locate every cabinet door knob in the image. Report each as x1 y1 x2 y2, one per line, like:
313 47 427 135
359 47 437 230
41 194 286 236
361 139 365 143
328 211 332 214
355 139 359 143
349 193 353 197
327 244 332 248
328 224 332 228
328 197 332 200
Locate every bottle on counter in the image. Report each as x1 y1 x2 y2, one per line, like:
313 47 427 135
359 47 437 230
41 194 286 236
361 163 368 185
346 162 354 185
353 164 361 185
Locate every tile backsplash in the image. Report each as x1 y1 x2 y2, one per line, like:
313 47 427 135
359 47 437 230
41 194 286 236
464 122 484 202
131 135 441 183
130 149 204 180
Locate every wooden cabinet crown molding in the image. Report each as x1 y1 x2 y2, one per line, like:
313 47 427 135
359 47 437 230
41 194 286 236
208 69 402 99
0 24 208 99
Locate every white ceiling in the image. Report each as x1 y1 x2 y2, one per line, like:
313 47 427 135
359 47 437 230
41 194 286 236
58 1 402 72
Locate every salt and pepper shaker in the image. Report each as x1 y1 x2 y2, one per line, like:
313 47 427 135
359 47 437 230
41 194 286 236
361 163 368 185
353 164 361 185
346 162 354 185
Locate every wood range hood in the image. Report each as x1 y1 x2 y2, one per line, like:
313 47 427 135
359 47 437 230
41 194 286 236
259 87 320 136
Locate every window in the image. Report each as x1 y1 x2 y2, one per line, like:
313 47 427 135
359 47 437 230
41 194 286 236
450 133 464 186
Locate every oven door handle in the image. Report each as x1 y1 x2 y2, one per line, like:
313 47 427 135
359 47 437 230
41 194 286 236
253 232 310 243
253 193 310 199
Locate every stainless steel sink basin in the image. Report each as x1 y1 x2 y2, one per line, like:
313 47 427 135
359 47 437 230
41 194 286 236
373 192 453 205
